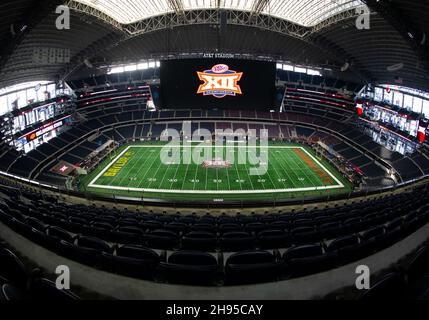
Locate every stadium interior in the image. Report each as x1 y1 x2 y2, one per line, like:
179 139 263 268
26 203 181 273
0 0 429 303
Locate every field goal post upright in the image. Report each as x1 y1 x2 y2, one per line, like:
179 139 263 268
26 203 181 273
314 140 324 161
279 86 288 113
108 132 118 160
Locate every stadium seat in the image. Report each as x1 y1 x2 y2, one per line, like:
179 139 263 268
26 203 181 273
159 251 221 286
63 236 112 266
145 229 180 250
318 222 343 239
283 244 333 278
219 223 242 233
225 251 281 285
245 222 268 233
140 220 163 231
109 229 142 245
0 283 27 301
219 232 256 251
291 226 320 244
164 222 190 234
327 234 361 264
360 226 386 254
117 218 140 228
0 247 28 289
182 232 218 251
78 236 112 253
84 224 112 239
357 272 407 300
101 245 160 279
118 226 144 235
0 208 13 225
399 245 429 299
190 223 217 233
29 278 80 301
258 229 291 249
46 226 76 253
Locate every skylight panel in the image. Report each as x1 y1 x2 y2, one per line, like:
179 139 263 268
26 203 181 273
73 0 364 27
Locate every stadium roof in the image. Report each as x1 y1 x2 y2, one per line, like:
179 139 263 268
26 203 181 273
0 0 428 91
73 0 364 27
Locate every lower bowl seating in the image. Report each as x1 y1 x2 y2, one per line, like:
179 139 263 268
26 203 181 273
0 180 428 289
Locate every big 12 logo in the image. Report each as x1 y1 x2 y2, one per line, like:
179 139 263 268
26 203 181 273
197 64 243 98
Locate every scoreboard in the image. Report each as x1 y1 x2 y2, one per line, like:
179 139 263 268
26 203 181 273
160 59 276 110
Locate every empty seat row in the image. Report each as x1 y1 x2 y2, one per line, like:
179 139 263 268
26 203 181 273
0 244 80 300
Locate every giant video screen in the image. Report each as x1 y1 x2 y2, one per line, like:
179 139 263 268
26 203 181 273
160 59 276 109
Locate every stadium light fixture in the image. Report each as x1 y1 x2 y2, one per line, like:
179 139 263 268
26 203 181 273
124 64 137 72
107 66 124 74
137 62 149 70
294 66 307 73
107 60 161 74
307 69 322 76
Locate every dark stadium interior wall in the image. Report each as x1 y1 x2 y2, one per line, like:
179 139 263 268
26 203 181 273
66 68 161 89
150 84 162 107
160 59 276 110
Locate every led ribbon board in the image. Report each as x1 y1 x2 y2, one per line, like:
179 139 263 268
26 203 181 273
197 64 243 98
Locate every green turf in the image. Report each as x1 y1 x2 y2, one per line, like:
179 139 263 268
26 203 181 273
78 142 352 202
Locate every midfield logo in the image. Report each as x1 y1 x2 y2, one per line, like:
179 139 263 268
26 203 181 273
197 64 243 98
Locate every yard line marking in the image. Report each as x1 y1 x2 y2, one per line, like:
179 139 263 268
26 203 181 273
241 146 256 191
180 148 191 190
195 158 202 191
204 164 208 191
216 168 220 191
116 146 147 187
224 145 232 190
286 150 311 188
233 152 243 191
263 161 277 190
279 149 312 188
149 150 170 189
271 148 296 189
166 160 181 189
137 148 161 188
294 151 319 188
162 149 183 190
289 150 321 188
264 151 285 188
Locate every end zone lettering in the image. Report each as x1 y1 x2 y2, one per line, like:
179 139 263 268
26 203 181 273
103 152 134 177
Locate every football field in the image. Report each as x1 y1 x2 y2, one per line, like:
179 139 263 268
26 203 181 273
81 143 351 202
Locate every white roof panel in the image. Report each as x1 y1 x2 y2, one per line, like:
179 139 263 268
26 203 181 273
73 0 364 26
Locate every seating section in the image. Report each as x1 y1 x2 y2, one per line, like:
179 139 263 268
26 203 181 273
1 69 429 299
391 158 424 181
0 71 423 186
0 182 428 287
1 103 425 186
277 70 362 93
0 243 80 300
411 153 429 175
